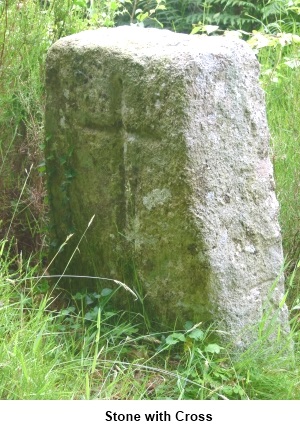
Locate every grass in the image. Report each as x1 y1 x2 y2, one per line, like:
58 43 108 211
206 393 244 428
0 0 123 255
268 69 300 263
0 234 299 400
259 43 300 304
1 0 300 399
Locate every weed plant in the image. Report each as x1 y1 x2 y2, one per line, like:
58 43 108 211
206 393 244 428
0 233 299 400
0 0 124 255
257 42 300 302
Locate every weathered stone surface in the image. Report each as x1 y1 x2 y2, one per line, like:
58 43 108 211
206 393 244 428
45 27 289 347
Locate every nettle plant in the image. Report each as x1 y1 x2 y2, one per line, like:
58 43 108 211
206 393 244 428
160 322 247 400
190 28 300 86
116 0 166 26
189 1 300 84
248 30 300 84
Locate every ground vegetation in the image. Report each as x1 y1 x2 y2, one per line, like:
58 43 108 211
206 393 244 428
0 0 300 399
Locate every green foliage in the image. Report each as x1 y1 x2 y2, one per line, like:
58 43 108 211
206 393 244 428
1 0 300 401
1 232 298 400
130 0 273 33
119 0 300 34
261 48 300 294
0 0 125 255
115 0 166 27
242 3 300 290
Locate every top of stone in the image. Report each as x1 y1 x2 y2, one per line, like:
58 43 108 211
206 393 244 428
50 26 254 61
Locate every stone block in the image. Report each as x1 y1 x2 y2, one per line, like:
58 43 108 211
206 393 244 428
45 27 289 347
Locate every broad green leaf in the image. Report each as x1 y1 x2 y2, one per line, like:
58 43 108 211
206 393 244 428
73 292 85 300
203 25 219 34
166 333 186 345
86 295 94 305
191 26 202 35
138 12 149 21
188 328 204 340
205 343 223 354
73 0 86 8
184 321 194 330
61 306 75 315
292 34 300 43
101 288 113 297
